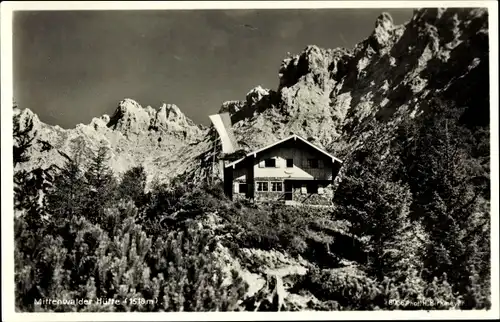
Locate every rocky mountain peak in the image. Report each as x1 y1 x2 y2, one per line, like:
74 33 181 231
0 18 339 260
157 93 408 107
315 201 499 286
89 114 111 130
158 103 186 123
119 98 143 112
375 12 394 29
219 100 244 115
13 106 41 132
104 98 201 139
107 98 151 135
370 12 396 52
246 86 270 105
154 102 199 134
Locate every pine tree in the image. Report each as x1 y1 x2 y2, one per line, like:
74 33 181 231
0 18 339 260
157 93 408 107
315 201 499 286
394 98 490 305
83 144 117 224
46 155 87 222
13 107 37 166
334 128 416 281
118 165 147 207
335 172 414 280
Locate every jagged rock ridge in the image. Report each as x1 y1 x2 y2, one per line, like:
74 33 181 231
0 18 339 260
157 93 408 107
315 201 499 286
14 8 489 185
14 99 207 183
214 8 488 160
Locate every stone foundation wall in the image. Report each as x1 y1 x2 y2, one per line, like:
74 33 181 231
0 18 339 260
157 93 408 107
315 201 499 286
254 191 286 202
231 179 333 205
289 182 333 205
291 188 332 205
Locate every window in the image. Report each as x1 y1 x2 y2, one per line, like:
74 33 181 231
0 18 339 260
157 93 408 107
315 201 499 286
318 159 324 169
301 185 307 194
308 159 319 168
264 158 277 168
239 183 247 194
308 182 318 194
286 159 293 168
271 182 283 192
257 182 269 192
318 184 324 195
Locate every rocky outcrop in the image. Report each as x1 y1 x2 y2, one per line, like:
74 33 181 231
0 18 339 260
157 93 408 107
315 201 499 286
107 98 202 139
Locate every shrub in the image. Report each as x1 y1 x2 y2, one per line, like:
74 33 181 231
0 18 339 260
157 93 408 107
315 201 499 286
15 157 248 312
294 267 461 310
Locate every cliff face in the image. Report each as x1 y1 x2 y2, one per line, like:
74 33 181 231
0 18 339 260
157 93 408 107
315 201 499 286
13 8 489 184
219 8 488 154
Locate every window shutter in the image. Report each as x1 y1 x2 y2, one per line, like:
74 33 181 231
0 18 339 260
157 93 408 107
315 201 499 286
275 158 279 168
234 182 239 194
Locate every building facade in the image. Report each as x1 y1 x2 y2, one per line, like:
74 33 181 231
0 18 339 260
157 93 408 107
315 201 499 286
223 135 342 205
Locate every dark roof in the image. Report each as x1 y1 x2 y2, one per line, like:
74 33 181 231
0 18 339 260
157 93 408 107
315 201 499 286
225 134 342 168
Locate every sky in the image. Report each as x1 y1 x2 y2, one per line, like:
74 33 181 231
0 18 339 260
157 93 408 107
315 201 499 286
13 8 413 128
